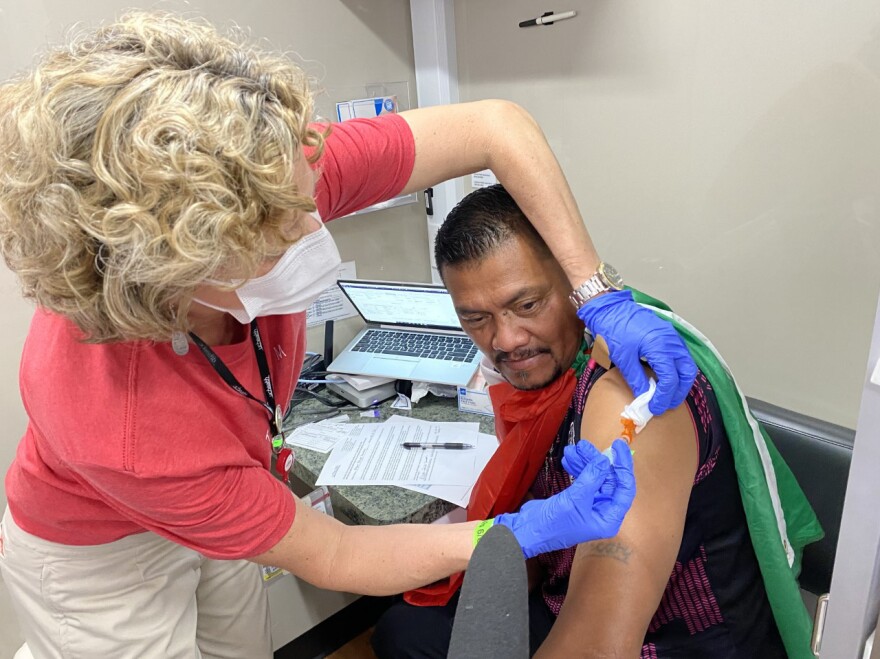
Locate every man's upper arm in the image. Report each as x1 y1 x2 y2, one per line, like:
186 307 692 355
537 370 699 658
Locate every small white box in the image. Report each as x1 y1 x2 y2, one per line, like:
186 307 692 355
336 95 398 122
458 370 494 417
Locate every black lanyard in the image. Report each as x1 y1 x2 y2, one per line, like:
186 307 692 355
189 321 284 442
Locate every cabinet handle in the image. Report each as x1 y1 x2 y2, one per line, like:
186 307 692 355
812 593 830 657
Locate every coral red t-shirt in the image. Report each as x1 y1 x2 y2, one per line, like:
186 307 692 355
5 114 415 559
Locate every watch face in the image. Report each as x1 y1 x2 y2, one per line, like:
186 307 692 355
599 263 624 289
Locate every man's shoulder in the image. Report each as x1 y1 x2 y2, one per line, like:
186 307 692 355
580 365 699 474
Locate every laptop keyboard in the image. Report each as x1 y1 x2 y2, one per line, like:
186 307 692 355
352 329 478 362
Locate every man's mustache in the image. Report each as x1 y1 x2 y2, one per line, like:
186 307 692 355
494 348 549 364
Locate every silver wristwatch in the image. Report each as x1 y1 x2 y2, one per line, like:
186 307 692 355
569 262 624 308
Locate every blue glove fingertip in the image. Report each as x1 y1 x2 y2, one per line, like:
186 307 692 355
618 355 651 399
561 443 583 477
645 356 677 415
609 442 637 504
611 439 634 468
575 438 603 456
562 440 605 478
668 357 698 410
648 389 673 416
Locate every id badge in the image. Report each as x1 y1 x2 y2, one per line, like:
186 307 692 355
275 447 295 483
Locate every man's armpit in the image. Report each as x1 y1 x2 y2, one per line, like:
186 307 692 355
585 540 633 565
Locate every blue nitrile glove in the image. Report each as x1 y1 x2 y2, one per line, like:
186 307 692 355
577 289 698 416
494 439 635 559
562 439 627 504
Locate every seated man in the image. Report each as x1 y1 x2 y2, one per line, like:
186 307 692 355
372 185 821 658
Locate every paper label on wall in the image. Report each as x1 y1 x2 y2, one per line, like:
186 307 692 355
471 169 498 188
260 565 285 583
306 261 357 328
871 356 880 388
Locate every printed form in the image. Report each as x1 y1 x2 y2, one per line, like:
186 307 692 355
384 416 498 507
285 422 350 454
316 420 479 487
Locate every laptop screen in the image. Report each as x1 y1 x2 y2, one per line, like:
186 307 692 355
337 280 462 331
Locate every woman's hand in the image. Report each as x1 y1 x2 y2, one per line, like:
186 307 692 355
494 440 635 559
578 290 697 415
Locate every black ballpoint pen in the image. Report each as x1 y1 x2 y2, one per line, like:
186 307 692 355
401 442 476 450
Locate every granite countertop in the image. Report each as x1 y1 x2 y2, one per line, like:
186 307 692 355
282 392 495 526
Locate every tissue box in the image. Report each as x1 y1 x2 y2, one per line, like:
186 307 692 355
457 371 494 417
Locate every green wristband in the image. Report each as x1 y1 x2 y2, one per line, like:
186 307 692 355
473 519 495 547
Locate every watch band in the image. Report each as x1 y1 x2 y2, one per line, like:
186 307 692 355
569 262 624 308
569 273 611 308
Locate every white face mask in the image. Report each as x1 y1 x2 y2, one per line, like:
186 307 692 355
196 213 341 323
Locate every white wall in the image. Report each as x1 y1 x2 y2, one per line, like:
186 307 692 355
0 0 427 503
455 0 880 428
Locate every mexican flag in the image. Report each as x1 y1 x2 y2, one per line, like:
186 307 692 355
631 288 824 659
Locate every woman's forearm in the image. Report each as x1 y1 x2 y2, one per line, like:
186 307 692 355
251 500 479 595
324 519 479 594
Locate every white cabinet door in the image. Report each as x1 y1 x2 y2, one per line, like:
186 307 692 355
819 292 880 657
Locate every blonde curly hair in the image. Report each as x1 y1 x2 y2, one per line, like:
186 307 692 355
0 10 325 342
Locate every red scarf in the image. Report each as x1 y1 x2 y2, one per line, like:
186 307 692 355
404 369 577 606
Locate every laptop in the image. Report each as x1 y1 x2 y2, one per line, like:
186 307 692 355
327 279 482 386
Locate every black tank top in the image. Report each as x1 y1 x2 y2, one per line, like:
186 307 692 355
531 359 787 658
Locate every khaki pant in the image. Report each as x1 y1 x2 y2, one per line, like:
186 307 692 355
0 507 271 659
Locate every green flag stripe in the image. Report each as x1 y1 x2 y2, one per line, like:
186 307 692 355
643 304 794 564
626 287 822 659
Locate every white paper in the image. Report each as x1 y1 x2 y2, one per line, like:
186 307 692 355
391 393 412 410
403 483 472 508
397 432 498 507
306 261 357 328
384 416 497 508
330 373 395 392
410 381 430 404
317 414 349 425
431 507 468 525
316 421 479 487
871 356 880 387
471 169 498 188
384 415 478 433
284 422 351 453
